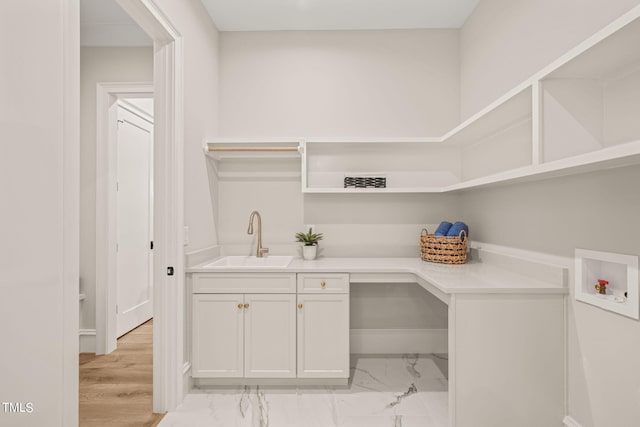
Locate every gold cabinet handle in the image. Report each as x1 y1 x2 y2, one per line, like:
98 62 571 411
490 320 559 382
237 303 243 309
244 303 249 309
298 303 303 309
320 281 326 288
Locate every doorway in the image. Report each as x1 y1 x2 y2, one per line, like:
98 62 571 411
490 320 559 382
88 0 186 414
116 99 154 338
96 84 154 355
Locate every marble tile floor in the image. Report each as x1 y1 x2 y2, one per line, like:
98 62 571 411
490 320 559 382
158 354 448 427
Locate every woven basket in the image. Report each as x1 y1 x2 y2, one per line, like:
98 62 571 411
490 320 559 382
420 228 468 264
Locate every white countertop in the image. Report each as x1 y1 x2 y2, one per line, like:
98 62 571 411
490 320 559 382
187 256 568 298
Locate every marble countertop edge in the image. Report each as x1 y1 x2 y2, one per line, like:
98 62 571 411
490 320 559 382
186 256 568 296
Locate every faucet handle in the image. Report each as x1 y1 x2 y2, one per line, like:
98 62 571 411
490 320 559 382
258 247 269 257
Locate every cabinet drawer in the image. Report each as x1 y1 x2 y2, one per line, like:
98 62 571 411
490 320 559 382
193 273 296 293
297 273 349 294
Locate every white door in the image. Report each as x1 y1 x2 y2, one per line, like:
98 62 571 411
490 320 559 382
116 104 154 337
191 294 244 378
297 294 350 378
244 294 296 378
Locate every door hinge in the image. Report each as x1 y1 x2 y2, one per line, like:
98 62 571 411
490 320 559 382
167 266 174 276
150 241 154 250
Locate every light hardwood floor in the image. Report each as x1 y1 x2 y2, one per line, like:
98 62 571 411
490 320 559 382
79 320 165 426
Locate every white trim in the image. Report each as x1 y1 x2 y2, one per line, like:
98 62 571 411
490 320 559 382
118 98 154 124
195 378 349 387
116 0 185 413
182 362 192 399
62 1 80 426
95 82 153 356
349 329 448 354
153 34 185 413
563 415 584 427
79 329 97 353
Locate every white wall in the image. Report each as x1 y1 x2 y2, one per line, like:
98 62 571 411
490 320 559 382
217 29 461 258
156 0 220 253
0 1 79 426
220 29 460 137
460 0 640 119
80 47 153 333
460 2 640 425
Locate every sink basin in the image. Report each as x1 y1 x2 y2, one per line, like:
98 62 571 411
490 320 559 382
205 256 293 269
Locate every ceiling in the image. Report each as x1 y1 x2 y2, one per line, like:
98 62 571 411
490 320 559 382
201 0 480 31
80 0 151 46
80 0 479 47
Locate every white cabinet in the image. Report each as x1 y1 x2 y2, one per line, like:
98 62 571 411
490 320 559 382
192 293 296 378
191 272 350 382
296 274 350 379
191 273 297 379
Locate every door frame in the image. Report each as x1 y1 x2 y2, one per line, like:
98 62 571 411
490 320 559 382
96 83 154 356
108 0 184 413
63 1 80 425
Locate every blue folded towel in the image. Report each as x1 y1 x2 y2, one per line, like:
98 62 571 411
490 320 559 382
434 221 453 236
447 221 469 241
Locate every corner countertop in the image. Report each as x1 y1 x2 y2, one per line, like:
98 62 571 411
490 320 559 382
186 256 568 298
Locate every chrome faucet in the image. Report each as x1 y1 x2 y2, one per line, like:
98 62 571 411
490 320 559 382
247 210 269 257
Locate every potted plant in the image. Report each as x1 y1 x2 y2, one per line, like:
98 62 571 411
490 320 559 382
295 227 323 260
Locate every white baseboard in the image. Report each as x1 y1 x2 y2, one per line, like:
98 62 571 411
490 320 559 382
182 362 192 399
350 328 448 354
563 416 583 427
195 378 348 387
79 329 96 353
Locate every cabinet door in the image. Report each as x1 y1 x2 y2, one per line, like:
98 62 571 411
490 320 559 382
244 294 296 378
297 294 349 378
192 294 244 378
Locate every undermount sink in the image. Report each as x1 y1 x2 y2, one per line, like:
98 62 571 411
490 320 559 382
205 256 293 269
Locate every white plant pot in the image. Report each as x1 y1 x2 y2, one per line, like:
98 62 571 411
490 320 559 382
302 245 317 260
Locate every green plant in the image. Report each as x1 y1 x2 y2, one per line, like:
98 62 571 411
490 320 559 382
295 227 323 246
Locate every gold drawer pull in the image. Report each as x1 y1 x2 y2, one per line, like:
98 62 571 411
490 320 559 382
237 303 243 309
298 303 303 309
244 303 249 309
320 281 326 288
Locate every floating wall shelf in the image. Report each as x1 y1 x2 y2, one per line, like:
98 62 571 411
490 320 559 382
575 249 639 319
204 5 640 194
